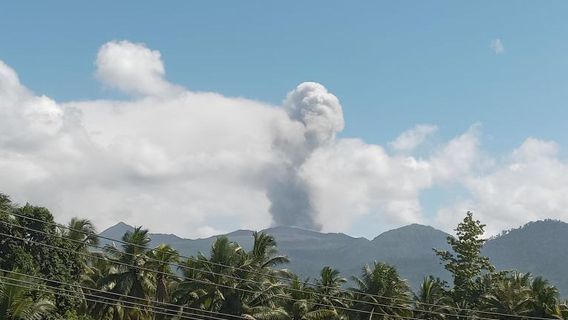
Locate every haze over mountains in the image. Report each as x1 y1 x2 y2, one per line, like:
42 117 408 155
100 219 568 295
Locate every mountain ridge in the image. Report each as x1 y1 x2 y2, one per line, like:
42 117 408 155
100 219 568 295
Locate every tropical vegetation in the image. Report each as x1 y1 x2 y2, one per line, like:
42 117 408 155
1 193 568 320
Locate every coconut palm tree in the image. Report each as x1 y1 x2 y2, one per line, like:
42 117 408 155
283 275 339 320
147 244 180 320
481 272 532 320
0 272 54 320
529 276 559 318
250 232 289 270
175 234 289 319
175 236 249 315
414 276 451 320
147 244 179 303
550 301 568 320
100 227 154 320
82 253 123 319
62 218 99 251
350 262 412 320
314 266 349 312
244 232 290 315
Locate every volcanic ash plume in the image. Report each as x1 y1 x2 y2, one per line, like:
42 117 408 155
268 82 344 230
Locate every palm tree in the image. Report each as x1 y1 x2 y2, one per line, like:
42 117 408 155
414 276 451 320
175 234 289 319
350 262 412 320
244 232 290 316
250 232 290 270
529 276 559 318
175 236 249 315
147 244 180 320
315 266 349 312
82 253 123 319
291 266 349 320
62 218 99 251
147 244 179 303
550 301 568 320
0 272 54 320
283 275 339 320
101 227 154 320
481 272 532 320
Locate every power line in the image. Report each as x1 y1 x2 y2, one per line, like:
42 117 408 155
0 229 445 320
1 211 554 320
1 210 559 320
0 268 246 320
0 274 221 320
0 219 490 320
0 270 427 320
2 217 423 314
2 209 447 310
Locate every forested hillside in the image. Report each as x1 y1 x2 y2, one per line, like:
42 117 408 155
101 219 568 295
2 193 568 320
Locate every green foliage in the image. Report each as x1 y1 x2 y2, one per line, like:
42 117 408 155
434 211 494 306
350 262 412 320
2 192 568 320
414 276 451 320
0 272 54 320
0 194 84 318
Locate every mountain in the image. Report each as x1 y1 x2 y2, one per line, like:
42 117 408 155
100 219 568 294
483 219 568 295
367 224 451 288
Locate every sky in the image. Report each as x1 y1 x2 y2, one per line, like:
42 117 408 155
1 1 568 238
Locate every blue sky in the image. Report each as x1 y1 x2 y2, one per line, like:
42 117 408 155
1 1 568 237
3 1 568 151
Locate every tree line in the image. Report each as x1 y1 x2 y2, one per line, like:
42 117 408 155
0 193 567 320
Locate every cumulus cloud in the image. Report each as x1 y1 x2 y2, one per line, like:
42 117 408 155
1 40 568 238
301 139 432 232
95 40 182 96
390 124 437 152
491 38 505 55
436 138 568 235
430 124 483 183
0 61 65 154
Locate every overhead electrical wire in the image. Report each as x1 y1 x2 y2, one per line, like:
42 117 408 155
0 210 559 320
2 229 495 320
0 274 237 320
0 270 437 320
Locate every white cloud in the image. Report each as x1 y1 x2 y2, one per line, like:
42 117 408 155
491 38 505 55
436 138 568 235
301 139 432 232
2 40 568 239
95 40 182 96
430 124 483 184
390 124 437 152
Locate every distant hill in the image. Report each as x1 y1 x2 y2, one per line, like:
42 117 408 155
483 219 568 296
100 219 568 295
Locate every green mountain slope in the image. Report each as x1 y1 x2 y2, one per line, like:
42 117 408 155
100 219 568 294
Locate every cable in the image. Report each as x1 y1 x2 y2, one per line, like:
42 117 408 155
1 211 553 320
0 268 246 320
1 210 558 320
1 211 555 320
0 269 430 320
0 230 435 320
2 209 457 308
1 209 457 312
0 220 491 320
0 275 219 320
0 219 426 315
0 269 428 320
